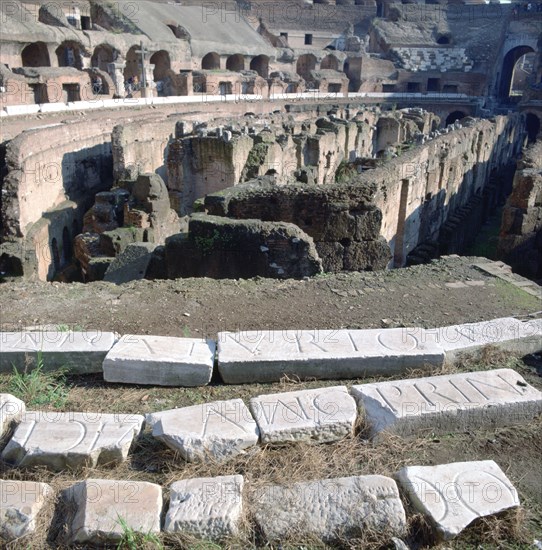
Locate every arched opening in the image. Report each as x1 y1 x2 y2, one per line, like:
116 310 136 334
526 113 541 143
446 111 467 126
91 44 117 72
436 35 451 45
55 41 84 69
226 54 245 72
150 50 171 82
202 52 220 70
510 52 536 98
320 54 339 71
51 238 60 272
499 45 535 102
124 45 140 81
250 55 269 78
296 53 317 81
62 227 72 264
166 24 188 39
21 42 51 67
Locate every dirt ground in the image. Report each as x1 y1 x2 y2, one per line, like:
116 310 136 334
0 255 541 549
0 255 540 338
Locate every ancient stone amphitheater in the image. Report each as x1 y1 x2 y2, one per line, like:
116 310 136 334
0 0 541 548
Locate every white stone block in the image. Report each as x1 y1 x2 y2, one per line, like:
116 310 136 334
351 368 542 437
164 475 243 540
150 399 259 462
69 479 162 544
103 335 215 386
0 480 52 541
253 475 406 542
396 460 520 540
0 394 25 436
250 386 357 444
412 317 542 362
2 411 144 470
0 331 118 374
218 328 444 384
5 104 40 116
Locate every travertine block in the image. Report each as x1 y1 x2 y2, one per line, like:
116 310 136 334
2 412 144 470
0 394 25 436
164 475 243 540
218 328 444 384
0 331 117 374
405 318 542 362
69 479 162 544
351 368 542 437
250 386 357 444
253 475 406 542
396 461 520 540
150 399 259 462
103 335 215 386
0 480 52 541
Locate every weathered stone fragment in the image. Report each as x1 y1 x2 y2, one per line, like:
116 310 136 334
150 399 259 462
104 242 157 284
103 335 215 386
414 317 542 361
2 412 144 470
69 479 162 544
396 461 520 540
250 386 357 444
164 475 243 540
253 475 406 542
0 480 52 541
0 331 117 374
0 394 25 435
352 368 542 437
218 328 444 384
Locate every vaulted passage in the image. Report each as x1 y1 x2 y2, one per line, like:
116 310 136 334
21 42 50 67
150 50 171 82
250 55 269 78
499 46 535 102
202 52 220 70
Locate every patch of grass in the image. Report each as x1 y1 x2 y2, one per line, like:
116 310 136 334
8 351 69 409
116 515 163 550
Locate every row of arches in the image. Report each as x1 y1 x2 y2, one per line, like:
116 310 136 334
200 52 341 80
20 41 540 101
20 41 173 83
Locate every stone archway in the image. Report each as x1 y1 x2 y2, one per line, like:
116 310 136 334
320 54 339 71
21 42 51 67
202 52 220 70
124 45 140 81
150 50 171 82
498 45 535 101
56 41 84 69
296 53 317 81
445 111 467 126
91 44 118 72
226 54 245 72
250 55 269 78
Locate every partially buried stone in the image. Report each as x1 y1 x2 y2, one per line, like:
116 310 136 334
68 479 162 544
0 480 52 541
252 475 407 543
164 475 244 540
2 411 144 471
396 460 520 540
249 386 357 444
149 399 259 462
